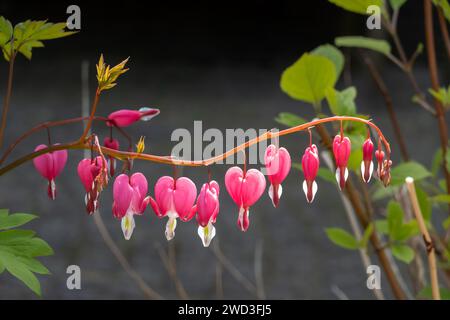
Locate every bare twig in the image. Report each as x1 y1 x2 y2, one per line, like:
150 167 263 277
254 239 266 299
437 7 450 61
405 177 441 300
0 50 16 150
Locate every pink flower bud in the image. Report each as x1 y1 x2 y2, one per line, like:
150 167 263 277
301 144 319 203
361 138 374 183
195 181 220 247
332 135 351 190
264 145 291 207
33 144 68 200
107 108 160 127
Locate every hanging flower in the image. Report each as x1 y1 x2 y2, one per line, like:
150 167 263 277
264 144 291 207
103 137 120 176
195 181 220 247
33 144 68 200
375 149 385 178
77 156 107 214
112 173 150 240
225 167 266 232
361 137 374 183
332 134 351 190
106 108 160 127
301 144 319 203
149 176 197 241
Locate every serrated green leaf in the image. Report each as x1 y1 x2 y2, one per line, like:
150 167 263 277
390 0 407 10
0 16 13 46
429 86 450 107
0 229 35 242
325 227 359 250
328 0 384 14
2 237 53 257
311 44 345 78
390 161 431 186
274 112 306 127
15 256 50 275
0 213 37 230
335 36 391 56
280 53 337 105
391 244 415 263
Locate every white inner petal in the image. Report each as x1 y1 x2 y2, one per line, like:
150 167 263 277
197 222 216 247
121 212 135 240
165 216 177 241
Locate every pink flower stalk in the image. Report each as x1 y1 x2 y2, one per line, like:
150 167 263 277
264 144 291 207
103 137 120 176
112 173 150 240
33 144 68 200
149 176 197 241
301 144 319 203
332 135 351 190
225 167 266 232
195 181 220 247
106 107 160 127
77 156 106 214
361 137 374 183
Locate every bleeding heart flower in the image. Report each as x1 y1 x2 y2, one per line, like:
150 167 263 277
225 167 266 232
103 137 120 176
33 144 68 200
107 107 160 127
195 181 220 247
264 144 291 207
333 135 351 190
112 173 150 240
77 156 108 214
301 144 319 203
375 149 385 178
361 137 374 183
149 176 197 241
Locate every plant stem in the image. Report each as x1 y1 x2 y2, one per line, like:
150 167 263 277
437 8 450 61
424 0 450 211
361 53 410 161
405 177 441 300
79 88 101 142
0 116 391 176
315 124 406 300
0 53 16 150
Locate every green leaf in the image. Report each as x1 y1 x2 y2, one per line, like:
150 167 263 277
372 185 398 201
325 228 359 250
0 208 8 217
280 53 337 105
15 256 50 275
0 16 13 46
387 201 404 239
429 86 450 108
348 149 363 171
389 0 407 10
0 250 41 296
391 244 415 263
328 0 384 15
0 229 35 242
311 44 345 78
274 112 306 127
390 161 432 186
433 0 450 23
432 194 450 203
335 36 391 56
326 86 357 116
360 223 374 248
443 216 450 229
418 286 450 300
293 163 336 184
415 186 432 221
0 212 37 230
375 219 388 234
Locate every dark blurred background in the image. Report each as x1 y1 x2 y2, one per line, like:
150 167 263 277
0 1 448 299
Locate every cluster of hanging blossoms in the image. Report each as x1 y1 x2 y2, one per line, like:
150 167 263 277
32 106 392 247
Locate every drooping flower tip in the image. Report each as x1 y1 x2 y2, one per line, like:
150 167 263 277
361 138 374 183
264 144 291 208
225 166 266 232
33 144 68 200
77 156 104 214
196 181 220 247
301 144 319 203
332 135 351 190
106 108 160 127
